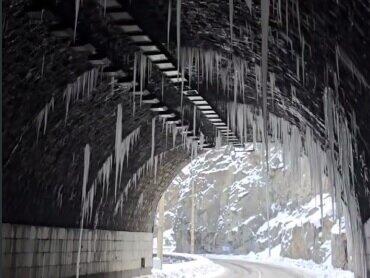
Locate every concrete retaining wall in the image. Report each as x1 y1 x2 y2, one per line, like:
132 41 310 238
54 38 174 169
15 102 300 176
365 219 370 275
2 223 153 277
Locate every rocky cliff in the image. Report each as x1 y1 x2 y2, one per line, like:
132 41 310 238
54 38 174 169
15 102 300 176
155 145 348 268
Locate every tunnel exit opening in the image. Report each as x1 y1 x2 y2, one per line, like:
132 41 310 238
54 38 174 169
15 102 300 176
153 124 366 277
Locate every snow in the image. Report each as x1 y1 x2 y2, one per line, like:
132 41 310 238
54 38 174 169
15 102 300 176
149 253 225 278
257 193 334 236
204 249 355 278
146 249 353 278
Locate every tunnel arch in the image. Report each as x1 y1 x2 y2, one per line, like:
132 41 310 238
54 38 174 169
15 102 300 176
3 0 370 277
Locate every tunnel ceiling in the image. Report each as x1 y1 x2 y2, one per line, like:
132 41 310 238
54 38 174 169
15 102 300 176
3 0 370 235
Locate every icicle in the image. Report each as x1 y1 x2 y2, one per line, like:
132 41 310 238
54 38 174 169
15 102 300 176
215 131 222 149
151 117 156 169
176 0 181 72
41 53 45 77
285 0 289 35
229 0 234 41
161 76 164 100
139 53 147 106
261 0 271 256
114 104 122 201
74 0 80 43
133 53 137 116
93 155 113 198
246 0 252 12
138 193 144 208
277 0 282 23
296 54 300 80
181 66 184 112
173 125 178 147
301 37 305 84
193 105 197 135
154 155 158 182
76 144 90 278
269 72 275 102
167 0 172 48
199 132 205 149
35 97 55 141
64 68 99 123
296 0 301 44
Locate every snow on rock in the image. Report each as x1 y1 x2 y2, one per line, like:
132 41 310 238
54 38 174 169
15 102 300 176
155 144 350 268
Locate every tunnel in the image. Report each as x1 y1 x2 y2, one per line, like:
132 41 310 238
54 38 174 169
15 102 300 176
2 0 370 277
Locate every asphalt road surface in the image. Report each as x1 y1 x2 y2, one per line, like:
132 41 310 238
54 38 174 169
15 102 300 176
211 259 314 278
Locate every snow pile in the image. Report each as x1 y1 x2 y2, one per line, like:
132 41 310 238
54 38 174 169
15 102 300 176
205 249 355 278
150 253 225 278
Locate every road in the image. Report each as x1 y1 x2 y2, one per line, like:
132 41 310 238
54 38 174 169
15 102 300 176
211 259 314 278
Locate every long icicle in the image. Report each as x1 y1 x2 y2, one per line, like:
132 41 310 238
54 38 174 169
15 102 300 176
167 0 172 48
114 104 122 201
74 0 80 43
133 53 137 116
176 0 181 72
76 144 90 278
151 117 156 170
261 0 271 257
229 0 234 42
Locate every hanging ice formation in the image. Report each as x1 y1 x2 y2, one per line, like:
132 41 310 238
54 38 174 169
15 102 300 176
132 52 138 115
323 88 367 277
215 131 222 149
229 0 234 41
261 0 271 255
199 132 205 149
74 0 80 43
246 0 252 13
167 0 172 48
41 53 45 77
139 53 147 106
114 104 141 201
92 155 112 198
137 193 144 208
64 68 99 123
180 47 250 98
76 144 91 278
150 117 156 170
114 148 178 216
35 96 54 141
269 72 276 101
225 99 341 245
261 0 270 165
176 0 181 71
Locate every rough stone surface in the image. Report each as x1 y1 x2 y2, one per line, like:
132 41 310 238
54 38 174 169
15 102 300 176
158 146 337 264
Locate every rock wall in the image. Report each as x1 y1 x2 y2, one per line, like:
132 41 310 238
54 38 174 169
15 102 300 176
156 145 349 267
